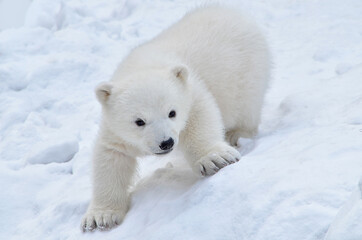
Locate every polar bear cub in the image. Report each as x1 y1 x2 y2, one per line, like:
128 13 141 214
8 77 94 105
82 7 270 231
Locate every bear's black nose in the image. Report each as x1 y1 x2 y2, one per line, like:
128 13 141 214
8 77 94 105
159 138 174 150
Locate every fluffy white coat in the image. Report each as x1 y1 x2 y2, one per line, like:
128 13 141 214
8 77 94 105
82 6 270 231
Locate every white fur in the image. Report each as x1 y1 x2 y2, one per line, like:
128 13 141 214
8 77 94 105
82 7 270 231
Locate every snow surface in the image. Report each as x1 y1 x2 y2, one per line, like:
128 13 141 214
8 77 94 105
325 176 362 240
1 0 362 239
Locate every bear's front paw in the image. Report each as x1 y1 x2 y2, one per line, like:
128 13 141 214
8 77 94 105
81 208 126 232
195 144 241 176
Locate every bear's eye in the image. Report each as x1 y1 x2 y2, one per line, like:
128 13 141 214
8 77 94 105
169 110 176 118
135 119 145 127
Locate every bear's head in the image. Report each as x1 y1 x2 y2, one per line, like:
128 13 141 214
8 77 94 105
96 66 191 155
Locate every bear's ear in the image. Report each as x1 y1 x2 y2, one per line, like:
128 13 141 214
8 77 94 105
172 65 188 82
95 82 113 104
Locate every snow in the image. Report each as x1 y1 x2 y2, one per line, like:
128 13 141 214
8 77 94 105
325 177 362 240
0 0 32 30
27 140 79 165
0 0 361 239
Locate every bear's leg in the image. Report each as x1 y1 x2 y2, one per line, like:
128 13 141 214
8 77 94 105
81 144 136 231
225 128 257 147
179 97 241 176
